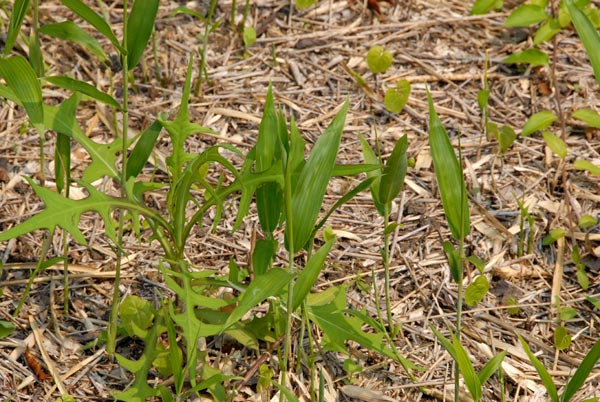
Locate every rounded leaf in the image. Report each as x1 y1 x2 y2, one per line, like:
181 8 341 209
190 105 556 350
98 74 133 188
366 46 393 74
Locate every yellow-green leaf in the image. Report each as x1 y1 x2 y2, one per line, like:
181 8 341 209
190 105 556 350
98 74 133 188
505 4 548 27
573 108 600 128
542 131 567 158
522 110 556 136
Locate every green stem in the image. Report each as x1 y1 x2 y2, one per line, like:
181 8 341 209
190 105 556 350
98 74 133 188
108 0 129 355
13 233 52 316
382 208 395 336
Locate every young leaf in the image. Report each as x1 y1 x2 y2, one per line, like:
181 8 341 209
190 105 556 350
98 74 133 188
478 351 506 384
292 237 335 311
243 26 257 47
4 0 30 56
443 241 462 284
518 336 559 402
224 268 293 329
497 125 517 153
561 339 600 402
126 120 163 180
366 46 393 74
522 110 557 136
542 131 567 158
465 275 489 306
567 0 600 86
505 5 548 27
0 320 16 339
127 0 159 70
542 227 565 245
573 160 600 176
44 76 120 109
378 134 408 207
452 335 482 401
295 0 318 9
39 21 108 61
578 214 598 229
0 55 44 131
572 108 600 128
534 18 562 45
59 0 124 53
119 295 154 338
471 0 503 15
553 326 572 351
427 90 470 241
384 80 411 113
503 49 549 67
359 134 385 215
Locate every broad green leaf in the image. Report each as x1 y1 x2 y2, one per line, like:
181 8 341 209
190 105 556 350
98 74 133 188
384 80 411 113
44 76 120 109
39 21 108 61
243 26 257 47
127 120 163 179
428 91 470 241
471 0 503 15
561 339 600 402
127 0 159 69
467 255 485 273
543 227 565 245
256 84 283 234
452 335 482 401
542 131 567 158
558 306 577 321
578 214 598 229
443 241 462 284
522 111 557 136
295 0 318 9
224 268 293 329
574 159 600 175
119 295 154 337
59 0 124 53
465 275 489 306
292 237 335 311
503 49 549 67
252 239 278 276
518 336 559 402
572 108 600 128
479 351 506 384
567 0 600 86
5 0 30 55
0 55 44 131
0 320 16 338
505 5 548 27
366 46 393 74
287 101 348 253
534 18 562 45
497 125 516 153
378 134 408 207
0 178 119 245
553 326 572 351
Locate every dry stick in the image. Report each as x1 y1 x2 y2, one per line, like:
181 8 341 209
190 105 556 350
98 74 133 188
29 316 67 396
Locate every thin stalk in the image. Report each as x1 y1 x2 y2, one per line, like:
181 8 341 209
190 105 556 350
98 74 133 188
382 210 395 336
194 0 218 96
32 0 45 186
230 0 237 30
108 0 130 355
241 0 251 30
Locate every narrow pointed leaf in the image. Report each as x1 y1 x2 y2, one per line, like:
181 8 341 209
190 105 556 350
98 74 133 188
567 0 600 86
127 120 163 179
560 339 600 402
522 110 556 136
4 0 30 56
39 21 108 61
574 159 600 176
478 351 506 384
44 76 120 109
359 134 385 215
59 0 124 53
428 91 470 241
292 237 335 311
378 134 408 206
0 55 44 131
518 336 559 402
252 239 278 276
127 0 159 69
452 335 482 401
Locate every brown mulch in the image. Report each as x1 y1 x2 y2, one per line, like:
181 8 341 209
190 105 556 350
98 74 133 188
1 0 600 400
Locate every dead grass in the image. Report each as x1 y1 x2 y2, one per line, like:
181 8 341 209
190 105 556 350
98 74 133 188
1 0 600 400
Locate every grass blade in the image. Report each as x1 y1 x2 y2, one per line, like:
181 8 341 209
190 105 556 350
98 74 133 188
478 351 506 384
126 0 160 69
39 21 108 61
427 90 470 241
126 120 163 179
292 237 335 310
518 335 559 402
567 0 600 86
560 339 600 402
4 0 30 56
44 76 120 109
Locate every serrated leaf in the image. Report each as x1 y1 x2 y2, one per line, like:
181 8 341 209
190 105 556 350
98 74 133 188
4 0 30 56
574 159 600 175
503 49 549 67
465 275 489 306
0 178 120 245
522 110 557 136
428 91 470 241
44 76 120 109
542 131 567 158
0 55 44 132
572 108 600 128
567 0 600 86
39 21 108 61
127 0 159 69
384 80 410 113
505 4 548 27
59 0 124 53
366 46 393 74
224 268 293 329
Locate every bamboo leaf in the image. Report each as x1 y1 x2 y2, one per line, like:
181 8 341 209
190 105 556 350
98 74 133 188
452 335 482 401
359 134 385 216
0 55 44 131
39 21 108 61
292 237 335 311
44 76 120 109
378 134 408 206
126 120 163 179
4 0 30 56
519 336 559 402
126 0 160 69
567 0 600 86
427 90 470 241
561 339 600 402
478 351 506 384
